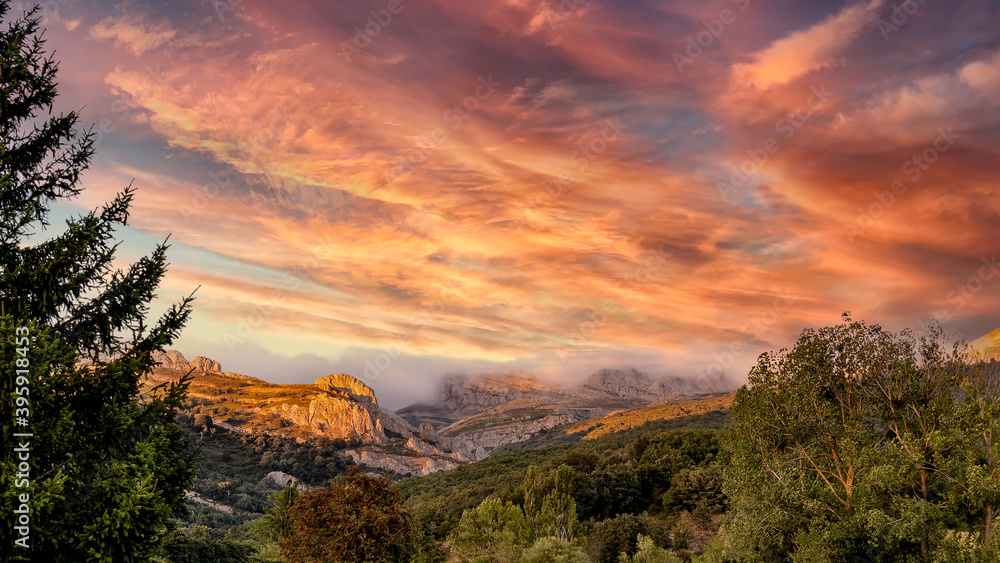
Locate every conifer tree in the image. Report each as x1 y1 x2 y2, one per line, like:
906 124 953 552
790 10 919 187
1 3 195 560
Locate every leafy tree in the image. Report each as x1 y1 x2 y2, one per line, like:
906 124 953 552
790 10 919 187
942 356 1000 557
257 480 301 541
156 526 254 563
278 467 410 562
616 535 681 563
663 464 725 514
538 464 583 543
401 507 449 563
587 514 668 563
448 496 531 562
522 535 591 563
0 3 195 561
720 315 989 562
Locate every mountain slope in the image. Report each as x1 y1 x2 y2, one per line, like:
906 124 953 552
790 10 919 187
566 392 735 439
401 368 735 451
146 351 482 476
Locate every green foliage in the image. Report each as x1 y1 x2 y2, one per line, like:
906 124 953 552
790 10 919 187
157 526 255 563
720 315 1000 562
448 497 532 562
0 3 195 560
401 507 450 563
538 465 584 543
279 467 410 562
586 514 672 563
617 535 682 563
663 464 725 515
258 481 301 542
522 536 591 563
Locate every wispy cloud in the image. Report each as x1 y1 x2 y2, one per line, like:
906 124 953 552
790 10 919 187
32 0 1000 400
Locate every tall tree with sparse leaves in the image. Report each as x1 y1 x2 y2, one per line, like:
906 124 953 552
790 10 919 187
1 3 196 561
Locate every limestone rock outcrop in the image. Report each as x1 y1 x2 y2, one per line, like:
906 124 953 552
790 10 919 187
315 374 378 407
152 350 222 373
271 375 388 444
580 368 660 403
343 448 463 476
440 372 560 412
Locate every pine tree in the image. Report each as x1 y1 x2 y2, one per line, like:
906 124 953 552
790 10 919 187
1 3 196 561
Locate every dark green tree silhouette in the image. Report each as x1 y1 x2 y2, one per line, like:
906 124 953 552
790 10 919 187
0 3 195 561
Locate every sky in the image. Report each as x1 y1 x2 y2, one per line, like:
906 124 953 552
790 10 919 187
15 0 1000 408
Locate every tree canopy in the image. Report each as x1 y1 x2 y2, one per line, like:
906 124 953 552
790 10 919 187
720 314 1000 562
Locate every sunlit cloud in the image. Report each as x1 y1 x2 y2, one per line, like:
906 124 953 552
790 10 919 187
731 0 882 90
90 13 177 55
31 0 1000 405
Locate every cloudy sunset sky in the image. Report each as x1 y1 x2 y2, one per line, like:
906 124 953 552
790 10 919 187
24 0 1000 407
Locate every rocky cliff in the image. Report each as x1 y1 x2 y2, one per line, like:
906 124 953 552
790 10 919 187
440 372 562 412
148 355 483 476
152 350 223 373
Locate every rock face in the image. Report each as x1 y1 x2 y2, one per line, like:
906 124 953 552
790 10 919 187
972 328 1000 361
152 350 222 373
316 374 378 407
440 372 560 412
440 399 580 450
580 368 660 403
271 374 388 444
343 448 463 476
260 373 479 475
402 368 736 455
263 471 301 489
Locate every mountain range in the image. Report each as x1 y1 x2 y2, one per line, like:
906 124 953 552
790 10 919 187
147 351 733 476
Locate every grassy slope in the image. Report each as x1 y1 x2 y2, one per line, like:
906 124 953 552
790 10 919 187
566 393 735 440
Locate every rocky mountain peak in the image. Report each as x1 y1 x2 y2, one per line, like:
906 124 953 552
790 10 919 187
315 374 378 407
152 350 222 373
581 368 658 402
440 372 559 412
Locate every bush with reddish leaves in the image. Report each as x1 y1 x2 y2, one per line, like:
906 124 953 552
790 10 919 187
278 467 410 562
